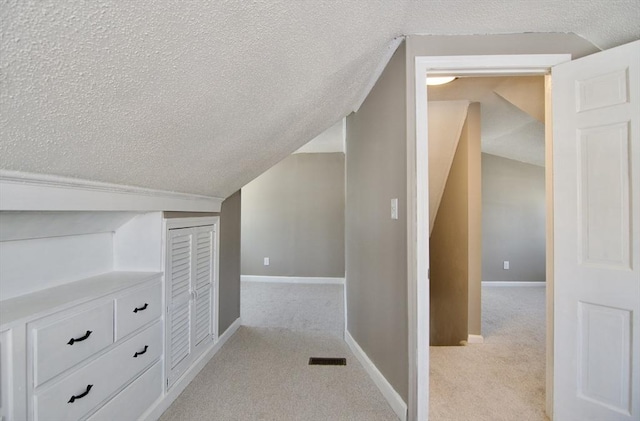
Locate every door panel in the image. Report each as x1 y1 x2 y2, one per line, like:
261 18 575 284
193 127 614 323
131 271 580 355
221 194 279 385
553 40 639 421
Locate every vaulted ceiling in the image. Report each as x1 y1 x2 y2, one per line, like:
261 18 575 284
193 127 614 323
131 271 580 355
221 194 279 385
1 1 639 198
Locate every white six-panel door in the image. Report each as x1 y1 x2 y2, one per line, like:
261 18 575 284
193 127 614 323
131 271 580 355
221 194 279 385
553 40 639 421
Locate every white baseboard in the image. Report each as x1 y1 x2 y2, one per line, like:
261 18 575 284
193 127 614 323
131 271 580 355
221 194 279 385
467 334 484 344
482 281 545 287
241 275 345 285
142 317 242 421
344 330 407 421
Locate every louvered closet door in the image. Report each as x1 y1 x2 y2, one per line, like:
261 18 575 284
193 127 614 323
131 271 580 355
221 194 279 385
166 228 193 387
192 225 215 353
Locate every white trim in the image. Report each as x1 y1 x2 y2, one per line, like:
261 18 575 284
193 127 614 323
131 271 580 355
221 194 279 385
345 330 407 421
482 281 546 287
467 334 484 344
0 170 223 212
141 317 241 421
165 216 219 230
240 275 345 285
422 54 571 76
353 36 405 113
412 53 571 421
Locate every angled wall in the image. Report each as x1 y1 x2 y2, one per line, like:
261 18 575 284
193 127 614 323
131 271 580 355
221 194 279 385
346 42 408 401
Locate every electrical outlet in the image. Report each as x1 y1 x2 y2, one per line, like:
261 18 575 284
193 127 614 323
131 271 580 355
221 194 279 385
503 261 510 270
264 257 270 266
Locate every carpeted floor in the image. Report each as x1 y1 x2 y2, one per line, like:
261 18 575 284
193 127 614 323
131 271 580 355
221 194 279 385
429 285 547 421
160 283 547 421
158 326 397 421
241 281 345 337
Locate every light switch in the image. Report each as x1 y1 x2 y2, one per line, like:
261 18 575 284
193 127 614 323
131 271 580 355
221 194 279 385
264 257 270 266
503 261 509 270
391 198 398 220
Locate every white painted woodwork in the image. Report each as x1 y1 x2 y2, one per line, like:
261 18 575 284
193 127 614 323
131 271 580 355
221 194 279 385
0 171 223 212
87 361 162 421
0 272 161 329
164 217 219 389
113 212 164 272
553 40 640 421
115 281 162 340
32 302 114 387
0 211 137 242
427 100 470 234
0 330 11 421
0 233 114 301
34 322 161 421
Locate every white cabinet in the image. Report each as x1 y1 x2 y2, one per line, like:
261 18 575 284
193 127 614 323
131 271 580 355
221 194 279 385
0 272 163 421
164 218 218 389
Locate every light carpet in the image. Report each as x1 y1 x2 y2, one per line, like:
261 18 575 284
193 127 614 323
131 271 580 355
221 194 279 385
429 285 547 421
241 281 345 337
159 282 398 420
159 327 397 421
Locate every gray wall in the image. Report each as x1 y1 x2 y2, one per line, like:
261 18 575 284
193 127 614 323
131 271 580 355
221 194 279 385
346 42 408 401
218 190 242 334
482 154 545 282
241 153 345 278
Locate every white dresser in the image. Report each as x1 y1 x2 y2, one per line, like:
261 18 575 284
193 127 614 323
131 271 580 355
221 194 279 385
0 272 163 421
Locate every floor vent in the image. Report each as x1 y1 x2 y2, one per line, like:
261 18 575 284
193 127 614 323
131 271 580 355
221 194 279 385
308 357 347 366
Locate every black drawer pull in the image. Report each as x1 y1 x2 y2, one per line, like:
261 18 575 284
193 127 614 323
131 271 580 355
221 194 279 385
133 345 149 358
133 303 148 313
67 330 92 345
68 384 93 403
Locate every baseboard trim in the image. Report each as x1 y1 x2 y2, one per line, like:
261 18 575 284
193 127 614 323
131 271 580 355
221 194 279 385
467 334 484 344
482 281 545 287
344 330 407 421
241 275 345 285
142 317 242 420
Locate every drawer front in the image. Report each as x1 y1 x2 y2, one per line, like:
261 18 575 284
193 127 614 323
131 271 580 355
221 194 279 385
33 302 114 387
115 282 161 340
86 361 162 421
34 321 162 421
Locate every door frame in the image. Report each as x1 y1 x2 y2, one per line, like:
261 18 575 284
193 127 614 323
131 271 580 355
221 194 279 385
410 53 570 420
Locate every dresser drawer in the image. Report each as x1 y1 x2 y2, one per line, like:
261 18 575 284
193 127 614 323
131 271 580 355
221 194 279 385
34 321 162 421
86 361 162 421
115 281 161 340
33 302 114 387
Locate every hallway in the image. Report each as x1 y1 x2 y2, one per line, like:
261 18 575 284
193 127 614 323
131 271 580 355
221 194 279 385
159 282 397 420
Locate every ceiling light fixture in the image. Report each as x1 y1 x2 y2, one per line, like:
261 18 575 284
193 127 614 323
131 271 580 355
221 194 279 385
426 76 457 86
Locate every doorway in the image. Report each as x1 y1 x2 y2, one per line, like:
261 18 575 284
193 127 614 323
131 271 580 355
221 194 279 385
409 54 570 421
425 74 548 419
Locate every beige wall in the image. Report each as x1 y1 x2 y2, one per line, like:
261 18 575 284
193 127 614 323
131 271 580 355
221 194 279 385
467 104 482 336
429 104 481 345
482 154 545 282
218 190 242 334
241 153 345 278
346 42 408 402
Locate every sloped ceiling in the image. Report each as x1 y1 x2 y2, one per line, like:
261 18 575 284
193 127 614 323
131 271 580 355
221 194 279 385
429 76 546 166
1 1 639 198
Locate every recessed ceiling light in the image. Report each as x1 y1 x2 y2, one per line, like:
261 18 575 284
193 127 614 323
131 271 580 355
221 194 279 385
426 76 457 86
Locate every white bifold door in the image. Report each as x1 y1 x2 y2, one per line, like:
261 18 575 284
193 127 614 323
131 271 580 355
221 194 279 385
166 223 217 388
553 40 639 420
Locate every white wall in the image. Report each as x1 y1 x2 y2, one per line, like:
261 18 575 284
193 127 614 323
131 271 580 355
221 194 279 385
0 232 114 299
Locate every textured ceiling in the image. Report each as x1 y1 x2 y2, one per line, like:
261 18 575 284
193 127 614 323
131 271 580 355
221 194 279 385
1 1 639 198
